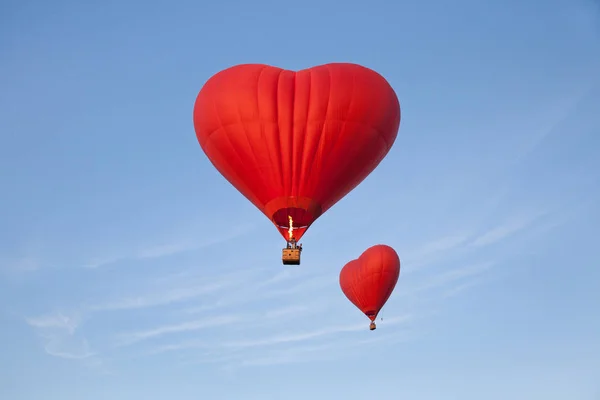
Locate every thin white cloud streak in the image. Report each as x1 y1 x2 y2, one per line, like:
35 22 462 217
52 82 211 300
164 316 414 369
181 271 335 315
401 212 549 273
263 305 309 319
222 315 411 350
218 324 414 369
236 349 336 367
469 212 547 247
89 268 263 313
401 233 470 271
442 277 491 298
146 341 214 355
258 275 335 299
513 81 599 164
84 223 255 269
42 337 95 360
258 269 299 287
237 338 401 367
179 351 246 367
116 315 241 347
150 314 411 357
89 281 231 312
25 312 81 334
398 262 494 299
144 304 322 356
436 262 494 281
222 324 363 349
411 234 470 258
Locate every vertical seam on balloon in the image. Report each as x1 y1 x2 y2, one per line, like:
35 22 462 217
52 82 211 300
268 70 285 203
295 70 307 198
319 67 357 207
273 69 284 200
234 67 268 202
302 66 332 200
328 122 390 212
349 261 363 315
368 266 378 318
209 100 250 198
298 69 313 200
287 70 298 200
375 248 386 319
355 253 367 315
256 67 279 203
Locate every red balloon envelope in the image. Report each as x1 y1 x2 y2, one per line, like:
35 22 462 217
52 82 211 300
193 63 401 241
339 244 400 330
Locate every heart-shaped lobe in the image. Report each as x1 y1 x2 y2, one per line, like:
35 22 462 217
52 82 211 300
339 244 400 321
193 63 400 240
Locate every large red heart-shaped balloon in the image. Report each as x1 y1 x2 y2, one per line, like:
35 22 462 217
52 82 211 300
193 63 400 241
339 244 400 323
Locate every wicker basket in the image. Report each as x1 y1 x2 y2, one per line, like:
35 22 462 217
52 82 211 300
282 248 301 265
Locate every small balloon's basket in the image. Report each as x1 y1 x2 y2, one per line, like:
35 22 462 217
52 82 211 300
282 248 301 265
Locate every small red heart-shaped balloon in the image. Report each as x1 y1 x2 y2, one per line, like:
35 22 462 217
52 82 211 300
339 244 400 323
193 63 400 241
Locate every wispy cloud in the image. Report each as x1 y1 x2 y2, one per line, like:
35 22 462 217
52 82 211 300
43 338 95 360
154 315 413 369
258 275 334 300
401 211 550 274
19 209 557 370
26 312 81 334
21 266 259 363
223 315 411 350
21 252 482 370
84 223 255 269
86 266 264 315
399 262 494 299
116 315 242 347
263 305 308 319
513 80 599 164
234 331 412 368
469 212 547 247
181 270 334 316
442 277 490 298
25 311 95 360
401 233 471 271
89 281 232 312
412 234 470 257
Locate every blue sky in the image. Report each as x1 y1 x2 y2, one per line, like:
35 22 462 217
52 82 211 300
1 0 599 399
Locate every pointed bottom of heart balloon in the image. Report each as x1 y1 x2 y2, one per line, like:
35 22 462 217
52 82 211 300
274 221 309 243
264 196 322 241
365 310 378 321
